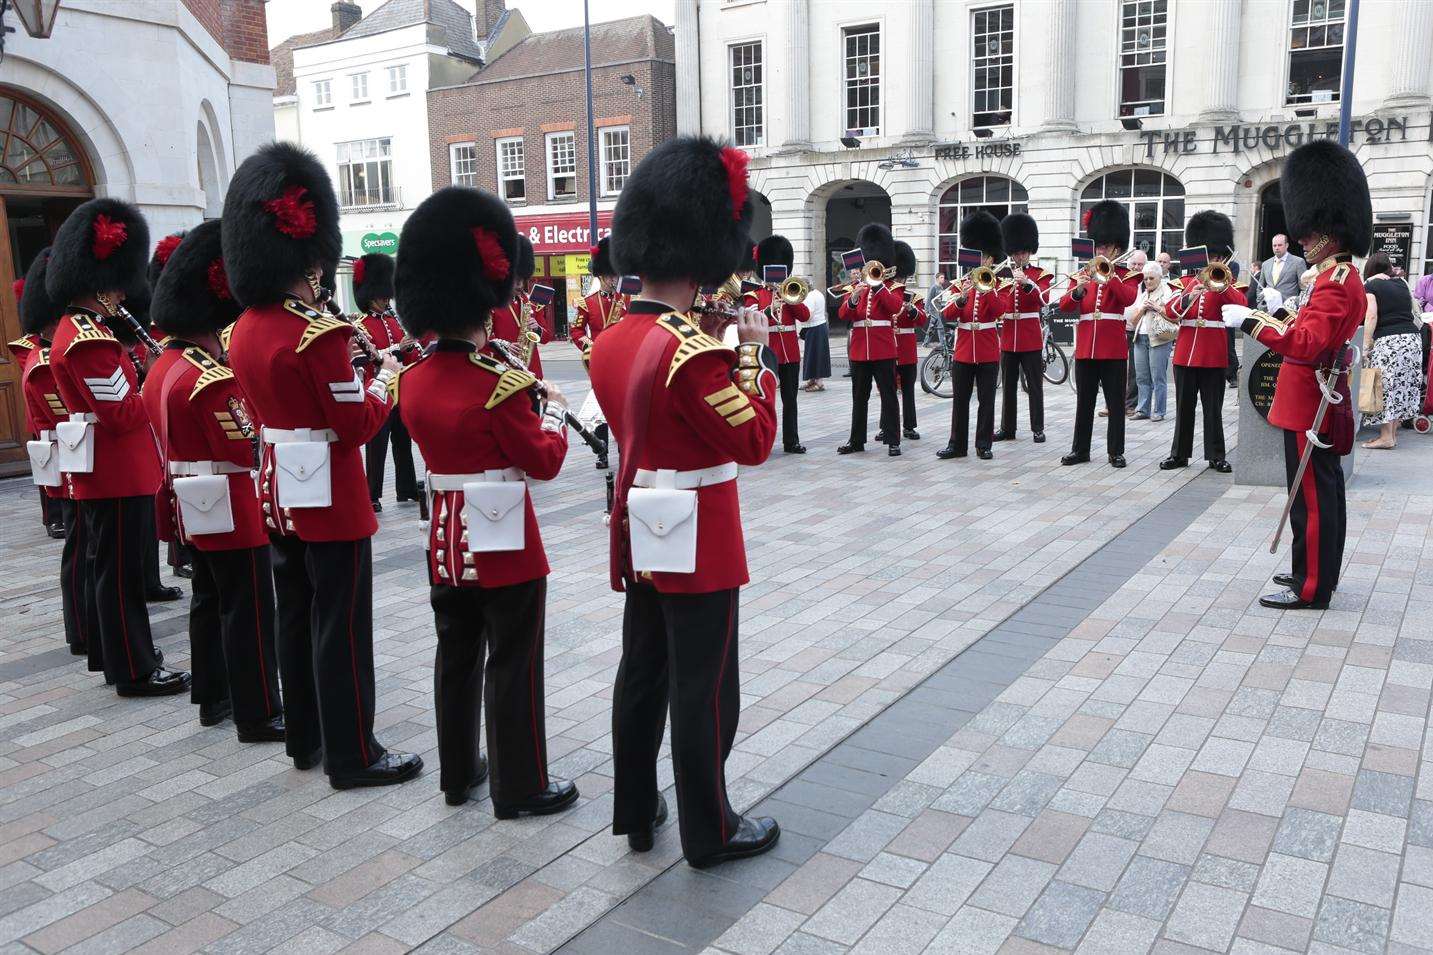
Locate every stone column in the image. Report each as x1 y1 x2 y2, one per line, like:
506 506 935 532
1384 0 1433 107
781 0 812 151
1041 0 1077 132
900 0 936 144
1197 0 1242 122
675 0 702 136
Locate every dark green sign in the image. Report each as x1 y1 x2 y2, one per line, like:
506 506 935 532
361 231 399 254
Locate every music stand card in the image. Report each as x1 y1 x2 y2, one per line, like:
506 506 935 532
529 284 555 306
957 247 983 269
1177 246 1210 270
1071 237 1095 261
841 248 866 271
618 275 643 296
740 279 763 295
762 265 789 283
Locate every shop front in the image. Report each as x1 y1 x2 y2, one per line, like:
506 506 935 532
515 209 614 339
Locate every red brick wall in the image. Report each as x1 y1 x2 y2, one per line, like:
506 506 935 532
181 0 270 65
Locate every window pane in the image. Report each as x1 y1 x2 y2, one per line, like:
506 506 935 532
843 25 881 134
1105 172 1133 199
730 42 764 146
936 177 1026 273
971 4 1014 128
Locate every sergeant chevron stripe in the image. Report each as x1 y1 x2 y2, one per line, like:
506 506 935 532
83 367 130 402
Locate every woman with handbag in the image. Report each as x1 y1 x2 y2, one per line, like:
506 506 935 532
1360 252 1423 449
1125 261 1179 421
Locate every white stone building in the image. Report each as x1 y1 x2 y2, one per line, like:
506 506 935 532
676 0 1433 291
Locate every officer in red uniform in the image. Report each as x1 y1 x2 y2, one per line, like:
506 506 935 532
354 253 419 511
45 198 191 697
938 212 1005 461
837 224 903 456
569 237 625 358
394 185 580 814
888 241 927 442
993 213 1053 444
591 135 781 868
743 234 807 453
151 221 285 741
223 142 421 787
1161 212 1247 474
491 236 554 377
1224 141 1371 610
1060 200 1140 468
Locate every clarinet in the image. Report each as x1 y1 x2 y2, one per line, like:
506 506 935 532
113 304 163 358
315 284 385 369
488 338 608 459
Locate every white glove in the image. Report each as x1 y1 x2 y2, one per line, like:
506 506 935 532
1221 304 1252 328
1261 287 1284 311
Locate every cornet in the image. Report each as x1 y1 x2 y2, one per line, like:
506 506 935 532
863 261 888 286
1198 261 1232 292
1080 249 1136 286
961 265 1001 294
779 276 811 305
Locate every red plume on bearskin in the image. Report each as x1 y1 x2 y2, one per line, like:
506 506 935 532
472 227 511 281
719 146 750 221
12 278 23 303
154 234 183 269
206 258 233 301
1081 208 1093 230
263 185 318 239
352 257 367 288
91 214 129 261
152 220 241 338
46 198 150 304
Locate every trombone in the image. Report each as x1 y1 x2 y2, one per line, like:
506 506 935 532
778 276 811 305
1077 249 1137 286
1198 261 1232 292
862 260 889 286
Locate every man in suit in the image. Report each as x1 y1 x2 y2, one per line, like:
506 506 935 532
1257 234 1307 310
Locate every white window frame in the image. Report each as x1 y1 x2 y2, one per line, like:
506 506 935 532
350 71 370 103
336 137 394 209
936 176 1029 277
1118 0 1168 118
312 79 332 109
449 142 478 189
970 5 1015 130
545 131 577 201
386 64 408 96
728 40 764 148
495 136 526 202
840 22 882 136
1078 168 1186 257
599 126 631 197
1285 0 1347 105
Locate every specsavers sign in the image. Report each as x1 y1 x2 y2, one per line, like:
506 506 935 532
343 230 399 257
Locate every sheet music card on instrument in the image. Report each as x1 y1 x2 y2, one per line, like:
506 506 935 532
762 265 789 284
618 275 643 296
841 248 865 271
529 284 556 306
1071 237 1095 261
1177 246 1210 271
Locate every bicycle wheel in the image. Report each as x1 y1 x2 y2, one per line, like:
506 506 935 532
1043 343 1069 386
920 349 954 398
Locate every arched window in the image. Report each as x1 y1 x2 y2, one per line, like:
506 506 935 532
937 176 1028 276
0 91 89 188
1079 168 1184 255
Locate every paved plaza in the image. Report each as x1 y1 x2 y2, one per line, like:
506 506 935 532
2 351 1430 954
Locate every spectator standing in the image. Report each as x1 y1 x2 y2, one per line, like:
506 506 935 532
1361 252 1423 449
1124 261 1179 420
1123 249 1149 413
925 272 948 345
1157 251 1173 279
801 285 831 391
1258 234 1307 309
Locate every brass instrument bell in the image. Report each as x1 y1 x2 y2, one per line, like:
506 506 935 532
862 260 888 286
1198 261 1232 292
779 276 811 304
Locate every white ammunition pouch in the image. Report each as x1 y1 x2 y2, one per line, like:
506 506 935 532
172 474 235 536
55 413 96 474
626 464 735 574
443 469 527 553
27 430 60 487
264 427 337 509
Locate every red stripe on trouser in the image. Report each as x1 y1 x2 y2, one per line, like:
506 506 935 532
249 550 273 716
71 515 86 645
529 597 546 788
711 591 737 844
1298 433 1321 602
347 544 370 765
116 502 138 680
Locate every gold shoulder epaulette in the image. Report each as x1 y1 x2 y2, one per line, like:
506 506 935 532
63 313 117 354
7 336 36 356
35 346 50 367
219 322 235 352
484 367 537 409
184 347 234 399
389 361 416 404
1332 263 1352 284
284 299 351 353
658 312 731 386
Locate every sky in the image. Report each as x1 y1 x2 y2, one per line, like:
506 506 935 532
266 0 678 47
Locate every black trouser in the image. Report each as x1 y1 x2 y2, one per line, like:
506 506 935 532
139 495 164 592
897 362 917 432
1000 350 1045 436
188 547 282 725
1170 365 1227 462
270 535 385 774
778 362 801 448
596 422 610 462
430 579 550 801
849 358 899 448
1125 331 1139 407
1285 429 1345 605
612 582 741 862
1225 329 1239 385
366 409 418 503
1071 358 1126 457
948 360 998 454
81 496 162 685
59 498 89 656
168 541 192 574
39 488 58 529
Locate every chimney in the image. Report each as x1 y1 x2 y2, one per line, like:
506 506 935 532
473 0 506 37
331 1 362 34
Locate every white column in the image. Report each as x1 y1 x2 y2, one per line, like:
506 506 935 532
900 0 936 144
1197 0 1242 121
1385 0 1433 107
781 0 811 151
1041 0 1077 132
675 0 702 135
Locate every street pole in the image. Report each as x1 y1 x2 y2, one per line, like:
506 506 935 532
583 0 600 246
1337 0 1360 146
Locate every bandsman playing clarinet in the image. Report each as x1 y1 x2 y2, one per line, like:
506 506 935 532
837 224 904 456
395 184 579 814
889 241 926 442
354 252 419 511
145 232 195 585
1223 141 1371 610
1160 212 1244 474
591 135 781 868
993 213 1053 444
150 221 285 741
938 212 1004 461
744 234 807 453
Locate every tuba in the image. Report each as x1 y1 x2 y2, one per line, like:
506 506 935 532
779 276 811 305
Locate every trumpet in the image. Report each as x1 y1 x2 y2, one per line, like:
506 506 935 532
960 264 1001 295
1078 249 1136 286
779 276 811 305
863 260 888 286
1198 261 1232 292
827 281 856 297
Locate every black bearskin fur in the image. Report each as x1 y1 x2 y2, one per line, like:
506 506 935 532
45 197 150 306
1184 211 1235 258
757 235 794 270
19 249 64 336
1085 200 1129 251
1281 140 1372 256
1001 213 1039 255
893 241 917 280
515 236 536 280
152 220 242 340
858 223 896 269
352 253 395 310
960 212 1004 260
590 236 615 277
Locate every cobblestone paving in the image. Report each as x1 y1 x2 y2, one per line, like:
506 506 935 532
3 351 1247 952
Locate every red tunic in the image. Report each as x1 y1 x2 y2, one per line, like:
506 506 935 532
21 344 72 500
400 341 567 588
1246 255 1366 432
228 296 391 542
8 334 41 434
139 345 188 542
156 346 266 551
1059 271 1139 361
895 292 928 366
1167 276 1249 368
1001 269 1053 353
836 281 902 362
589 301 776 594
742 287 806 365
490 293 551 377
48 311 162 500
570 291 627 352
942 284 1005 365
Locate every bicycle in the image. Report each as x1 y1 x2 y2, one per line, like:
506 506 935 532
924 310 1070 398
918 321 954 398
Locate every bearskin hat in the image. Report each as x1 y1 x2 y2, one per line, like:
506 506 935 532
151 220 242 340
221 142 341 307
1084 200 1129 250
1184 211 1235 259
589 236 616 277
1281 140 1372 256
893 241 917 280
352 253 395 310
515 236 536 280
757 234 794 271
19 249 65 336
1001 213 1039 255
610 136 753 286
857 223 897 269
738 242 758 275
148 232 186 288
960 212 1004 261
395 185 518 338
45 197 150 305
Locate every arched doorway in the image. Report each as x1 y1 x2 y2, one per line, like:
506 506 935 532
0 87 95 474
748 189 772 245
937 175 1029 278
1078 167 1184 256
817 180 892 292
1256 180 1304 263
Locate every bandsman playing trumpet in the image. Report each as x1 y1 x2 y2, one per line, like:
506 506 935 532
743 235 808 453
993 213 1053 444
836 224 904 456
937 212 1005 461
890 241 926 441
1160 212 1246 474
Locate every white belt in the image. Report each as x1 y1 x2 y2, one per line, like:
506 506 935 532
69 412 97 423
1076 315 1127 323
633 462 738 490
852 320 892 328
169 460 250 476
896 329 916 335
1179 319 1216 328
771 324 797 333
1009 311 1042 320
954 321 999 331
38 429 56 441
428 467 525 490
261 426 338 444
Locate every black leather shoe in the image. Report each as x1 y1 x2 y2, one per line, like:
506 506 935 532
874 431 887 443
1109 454 1127 468
493 778 579 819
293 747 323 771
370 500 383 514
117 668 192 697
330 752 424 790
444 755 490 806
977 448 993 460
1259 588 1328 610
688 816 781 869
888 446 901 457
1159 457 1189 470
1209 459 1233 473
595 458 609 470
236 716 286 743
628 793 669 852
46 523 66 540
837 444 864 455
991 430 1014 442
1273 574 1297 589
199 698 232 727
903 428 920 440
1032 432 1046 443
174 564 193 580
146 585 184 602
936 444 965 459
1061 453 1089 466
784 444 807 454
